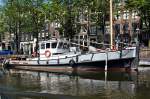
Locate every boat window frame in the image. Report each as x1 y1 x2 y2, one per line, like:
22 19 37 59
58 42 63 48
46 43 50 49
40 43 45 49
63 42 68 49
51 42 57 48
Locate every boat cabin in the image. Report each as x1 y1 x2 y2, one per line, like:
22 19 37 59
39 39 69 58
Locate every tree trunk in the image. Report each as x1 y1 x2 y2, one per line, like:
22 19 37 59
128 10 132 42
15 22 19 54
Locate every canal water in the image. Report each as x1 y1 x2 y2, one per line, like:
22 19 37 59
0 67 150 99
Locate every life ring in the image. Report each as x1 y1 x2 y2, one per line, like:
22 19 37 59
45 50 51 58
112 45 116 51
32 52 36 57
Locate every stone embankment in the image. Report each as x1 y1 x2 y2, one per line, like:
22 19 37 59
140 48 150 59
139 48 150 66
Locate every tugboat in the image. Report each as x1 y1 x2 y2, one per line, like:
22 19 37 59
5 37 136 69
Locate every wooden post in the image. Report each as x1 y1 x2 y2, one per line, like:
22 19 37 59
105 50 108 71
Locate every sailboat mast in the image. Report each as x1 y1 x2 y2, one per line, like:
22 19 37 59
110 0 113 49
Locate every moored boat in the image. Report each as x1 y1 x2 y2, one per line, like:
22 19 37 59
4 38 137 69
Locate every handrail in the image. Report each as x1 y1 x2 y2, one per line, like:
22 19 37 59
69 38 133 48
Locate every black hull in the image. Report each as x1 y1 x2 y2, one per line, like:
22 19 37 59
7 58 135 69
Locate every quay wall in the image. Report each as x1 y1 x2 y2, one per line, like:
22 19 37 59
140 48 150 59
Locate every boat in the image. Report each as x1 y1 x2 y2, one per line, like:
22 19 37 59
3 37 136 69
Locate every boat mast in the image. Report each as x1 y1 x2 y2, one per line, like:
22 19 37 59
110 0 113 49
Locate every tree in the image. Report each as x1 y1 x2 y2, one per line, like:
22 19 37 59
125 0 150 29
25 0 45 55
3 0 23 53
0 0 113 51
0 6 6 34
1 0 46 54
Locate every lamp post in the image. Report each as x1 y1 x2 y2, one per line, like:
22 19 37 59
136 28 139 45
135 15 141 67
136 27 140 66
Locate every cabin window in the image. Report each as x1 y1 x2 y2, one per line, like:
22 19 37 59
41 43 45 49
63 43 68 49
46 43 50 49
51 42 57 48
58 42 63 48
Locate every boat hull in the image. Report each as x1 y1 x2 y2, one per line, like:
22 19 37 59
6 47 136 69
76 58 134 68
7 58 134 69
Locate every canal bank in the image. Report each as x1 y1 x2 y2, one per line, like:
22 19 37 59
139 48 150 66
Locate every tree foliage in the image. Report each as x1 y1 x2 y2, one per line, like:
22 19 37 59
1 0 150 51
125 0 150 29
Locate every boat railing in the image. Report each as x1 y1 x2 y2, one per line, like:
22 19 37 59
69 39 132 51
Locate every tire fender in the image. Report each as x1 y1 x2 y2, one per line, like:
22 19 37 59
69 59 76 67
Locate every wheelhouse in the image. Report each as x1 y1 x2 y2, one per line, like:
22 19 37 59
39 39 69 58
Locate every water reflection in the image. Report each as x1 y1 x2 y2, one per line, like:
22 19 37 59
0 68 150 99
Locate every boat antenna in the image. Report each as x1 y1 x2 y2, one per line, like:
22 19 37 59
110 0 113 49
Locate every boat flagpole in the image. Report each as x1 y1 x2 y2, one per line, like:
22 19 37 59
110 0 113 49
